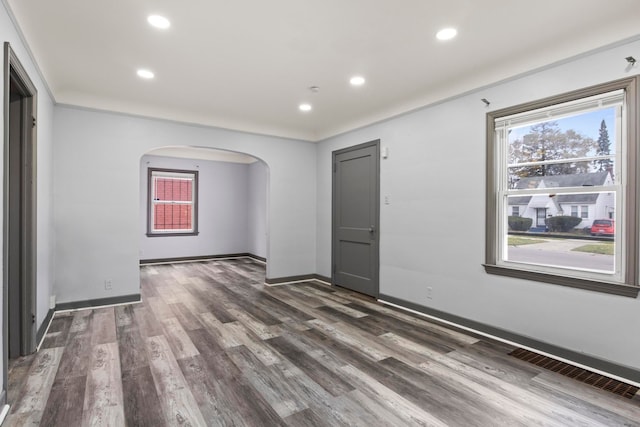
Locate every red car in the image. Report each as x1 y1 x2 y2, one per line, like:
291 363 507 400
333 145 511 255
590 219 615 236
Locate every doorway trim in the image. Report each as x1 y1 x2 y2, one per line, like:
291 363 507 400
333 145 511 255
2 42 38 405
535 208 547 228
331 139 380 297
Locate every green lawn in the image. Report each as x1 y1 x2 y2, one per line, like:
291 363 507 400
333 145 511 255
508 236 546 246
571 243 614 255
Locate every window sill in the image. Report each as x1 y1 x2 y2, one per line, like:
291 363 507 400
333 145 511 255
146 232 199 237
483 264 639 298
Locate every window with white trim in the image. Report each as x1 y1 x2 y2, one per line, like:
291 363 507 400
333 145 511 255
147 168 199 236
485 77 639 297
512 206 519 217
581 205 589 219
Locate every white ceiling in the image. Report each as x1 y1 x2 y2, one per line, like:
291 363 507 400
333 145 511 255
5 0 640 142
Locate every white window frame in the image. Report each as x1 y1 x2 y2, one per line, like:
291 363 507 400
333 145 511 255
147 168 199 237
580 205 589 219
485 77 639 297
571 206 578 217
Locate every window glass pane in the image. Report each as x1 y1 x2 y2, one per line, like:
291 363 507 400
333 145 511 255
153 204 193 231
508 168 614 191
505 193 615 274
581 205 589 219
507 107 616 185
153 177 193 202
149 169 197 235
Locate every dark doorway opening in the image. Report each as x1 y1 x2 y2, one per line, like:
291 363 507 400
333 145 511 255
536 208 547 228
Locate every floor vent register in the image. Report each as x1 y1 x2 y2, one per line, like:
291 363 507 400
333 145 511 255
509 348 639 399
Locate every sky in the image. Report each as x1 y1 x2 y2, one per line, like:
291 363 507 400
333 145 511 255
509 106 616 153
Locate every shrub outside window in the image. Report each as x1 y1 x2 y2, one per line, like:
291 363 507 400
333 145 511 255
485 77 639 297
147 168 199 236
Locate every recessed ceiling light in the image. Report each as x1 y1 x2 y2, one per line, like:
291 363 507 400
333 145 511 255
436 27 457 41
137 69 155 79
147 15 170 29
299 103 312 112
350 76 366 86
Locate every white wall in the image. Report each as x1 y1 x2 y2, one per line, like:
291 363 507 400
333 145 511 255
53 106 316 304
248 161 268 258
316 37 640 371
139 155 255 260
0 0 55 394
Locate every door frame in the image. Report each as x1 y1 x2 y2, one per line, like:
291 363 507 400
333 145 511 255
536 208 547 227
3 42 38 403
331 139 380 297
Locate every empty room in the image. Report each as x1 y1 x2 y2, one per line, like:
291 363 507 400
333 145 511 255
1 0 640 425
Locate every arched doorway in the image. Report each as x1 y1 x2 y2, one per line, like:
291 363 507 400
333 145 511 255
139 146 269 265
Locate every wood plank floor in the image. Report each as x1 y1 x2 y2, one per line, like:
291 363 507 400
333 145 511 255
5 258 640 426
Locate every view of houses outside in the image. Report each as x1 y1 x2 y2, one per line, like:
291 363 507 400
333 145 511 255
504 106 616 273
508 172 614 230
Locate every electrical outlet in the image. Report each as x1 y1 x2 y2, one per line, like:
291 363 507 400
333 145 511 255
426 286 433 299
104 279 113 291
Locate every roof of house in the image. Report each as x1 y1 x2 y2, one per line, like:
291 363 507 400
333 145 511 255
509 196 533 205
514 171 609 189
508 171 609 206
556 193 600 204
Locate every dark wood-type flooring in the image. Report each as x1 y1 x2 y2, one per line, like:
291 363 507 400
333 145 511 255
5 258 640 426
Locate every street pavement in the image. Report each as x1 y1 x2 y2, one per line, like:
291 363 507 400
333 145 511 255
508 237 614 272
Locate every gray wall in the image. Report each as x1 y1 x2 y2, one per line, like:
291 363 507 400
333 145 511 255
53 106 316 304
3 0 639 392
140 155 268 260
140 155 248 260
248 161 268 258
316 37 640 371
0 1 55 395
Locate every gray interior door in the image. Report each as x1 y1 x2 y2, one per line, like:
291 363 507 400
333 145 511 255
332 141 379 297
4 43 38 361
